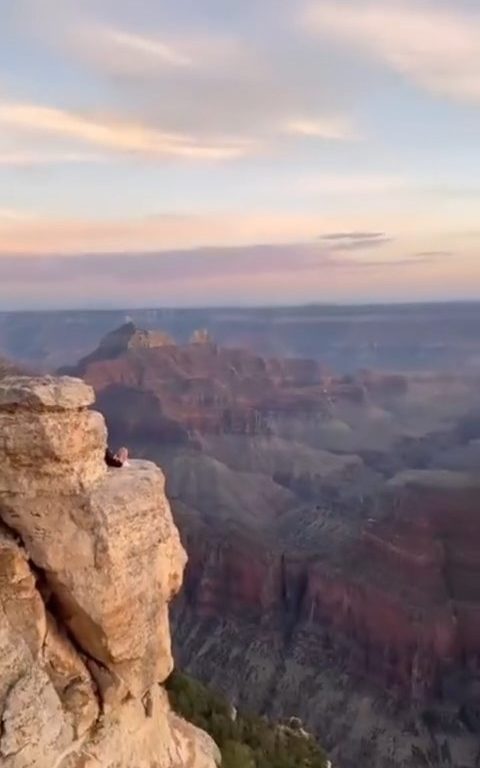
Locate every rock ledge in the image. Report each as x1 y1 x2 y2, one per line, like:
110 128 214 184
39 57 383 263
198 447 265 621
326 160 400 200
0 375 218 768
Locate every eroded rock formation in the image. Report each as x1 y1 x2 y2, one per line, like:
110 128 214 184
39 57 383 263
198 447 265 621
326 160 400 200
174 470 480 768
0 375 219 768
64 322 338 441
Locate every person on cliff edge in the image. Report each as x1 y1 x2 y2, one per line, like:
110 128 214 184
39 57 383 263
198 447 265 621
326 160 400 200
105 446 129 467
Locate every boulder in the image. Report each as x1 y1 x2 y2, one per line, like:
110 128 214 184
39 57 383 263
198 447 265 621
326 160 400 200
0 376 95 410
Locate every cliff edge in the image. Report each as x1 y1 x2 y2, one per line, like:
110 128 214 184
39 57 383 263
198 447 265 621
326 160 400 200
0 375 220 768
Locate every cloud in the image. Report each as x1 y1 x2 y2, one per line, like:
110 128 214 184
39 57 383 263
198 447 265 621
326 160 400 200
284 116 358 140
0 229 471 308
0 101 255 160
0 150 107 167
335 238 392 252
321 231 386 241
99 28 192 70
0 210 332 255
0 202 464 257
304 1 480 103
11 4 358 142
318 231 392 252
77 23 255 79
0 242 445 290
415 250 453 259
73 21 359 141
0 240 459 312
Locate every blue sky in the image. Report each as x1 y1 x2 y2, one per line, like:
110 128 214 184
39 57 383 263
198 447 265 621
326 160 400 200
1 0 479 307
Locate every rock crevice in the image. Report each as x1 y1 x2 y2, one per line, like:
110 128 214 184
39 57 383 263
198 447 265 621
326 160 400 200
0 375 219 768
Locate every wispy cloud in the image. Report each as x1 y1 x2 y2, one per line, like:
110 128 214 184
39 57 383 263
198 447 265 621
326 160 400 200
319 231 392 251
0 201 463 257
284 115 358 141
0 101 255 160
0 210 329 254
73 21 252 79
415 250 453 259
0 214 472 307
0 150 107 167
321 231 386 241
16 6 359 142
0 242 448 289
100 28 192 70
304 1 480 103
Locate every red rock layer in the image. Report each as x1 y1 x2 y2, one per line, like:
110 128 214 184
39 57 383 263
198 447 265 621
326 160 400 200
68 327 410 442
67 327 480 714
176 476 480 707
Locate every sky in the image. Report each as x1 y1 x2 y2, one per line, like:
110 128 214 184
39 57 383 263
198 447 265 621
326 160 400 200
1 0 480 308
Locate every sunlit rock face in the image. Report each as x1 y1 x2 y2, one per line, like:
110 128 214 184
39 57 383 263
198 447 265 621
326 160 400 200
0 375 219 768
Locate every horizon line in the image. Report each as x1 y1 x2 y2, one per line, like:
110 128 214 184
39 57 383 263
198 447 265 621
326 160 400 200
1 298 480 314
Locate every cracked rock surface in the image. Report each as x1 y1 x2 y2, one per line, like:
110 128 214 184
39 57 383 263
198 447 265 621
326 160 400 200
0 376 219 768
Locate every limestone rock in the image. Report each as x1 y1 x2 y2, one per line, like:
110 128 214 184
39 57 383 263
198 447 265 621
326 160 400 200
0 527 98 768
45 461 186 696
61 687 220 768
0 528 46 658
0 376 95 411
0 375 217 768
43 616 99 738
0 377 106 496
0 459 185 697
0 377 185 695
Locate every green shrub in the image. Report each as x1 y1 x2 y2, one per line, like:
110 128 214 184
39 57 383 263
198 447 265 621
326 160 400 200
166 670 328 768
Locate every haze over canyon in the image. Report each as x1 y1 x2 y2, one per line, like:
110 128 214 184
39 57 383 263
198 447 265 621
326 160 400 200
2 303 478 767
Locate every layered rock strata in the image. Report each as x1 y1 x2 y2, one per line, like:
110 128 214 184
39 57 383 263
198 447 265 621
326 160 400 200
0 375 219 768
174 470 480 768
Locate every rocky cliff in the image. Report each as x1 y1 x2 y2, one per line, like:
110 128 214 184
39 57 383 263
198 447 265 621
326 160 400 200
0 375 220 768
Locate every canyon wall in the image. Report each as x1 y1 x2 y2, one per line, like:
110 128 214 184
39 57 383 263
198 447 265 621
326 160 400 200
0 375 220 768
173 470 480 768
63 326 480 768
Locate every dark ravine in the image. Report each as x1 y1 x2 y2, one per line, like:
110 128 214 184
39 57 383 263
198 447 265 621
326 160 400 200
171 475 480 768
63 323 480 768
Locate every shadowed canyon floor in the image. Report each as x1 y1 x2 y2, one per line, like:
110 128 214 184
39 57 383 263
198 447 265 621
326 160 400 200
60 322 480 768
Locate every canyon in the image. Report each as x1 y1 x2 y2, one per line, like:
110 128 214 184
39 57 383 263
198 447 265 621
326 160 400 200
2 302 480 373
61 321 480 768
